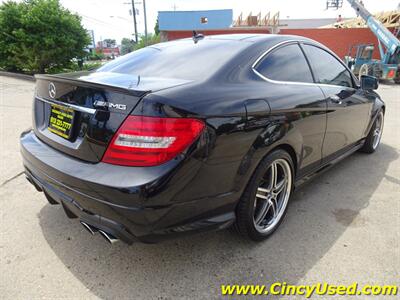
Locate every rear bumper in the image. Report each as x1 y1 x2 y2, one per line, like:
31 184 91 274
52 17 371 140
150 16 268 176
20 130 236 244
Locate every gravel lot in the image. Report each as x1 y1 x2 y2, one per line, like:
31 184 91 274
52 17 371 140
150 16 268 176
1 75 399 299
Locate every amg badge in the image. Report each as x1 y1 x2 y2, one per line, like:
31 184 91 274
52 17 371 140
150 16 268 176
94 100 127 111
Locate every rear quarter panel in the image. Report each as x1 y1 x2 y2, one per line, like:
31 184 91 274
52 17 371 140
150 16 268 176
132 75 326 205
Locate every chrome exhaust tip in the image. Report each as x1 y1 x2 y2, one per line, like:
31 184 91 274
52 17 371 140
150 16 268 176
80 221 98 235
98 230 119 244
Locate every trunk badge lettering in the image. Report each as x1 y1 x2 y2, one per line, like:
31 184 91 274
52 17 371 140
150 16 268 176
94 100 127 111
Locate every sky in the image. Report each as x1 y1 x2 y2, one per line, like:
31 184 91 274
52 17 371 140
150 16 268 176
2 0 399 44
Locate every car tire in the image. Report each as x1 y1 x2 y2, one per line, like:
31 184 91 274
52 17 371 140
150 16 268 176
394 69 400 84
359 110 384 154
235 149 294 241
359 64 373 81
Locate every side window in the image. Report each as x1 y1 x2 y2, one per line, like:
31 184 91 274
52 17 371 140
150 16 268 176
302 44 353 88
255 44 314 83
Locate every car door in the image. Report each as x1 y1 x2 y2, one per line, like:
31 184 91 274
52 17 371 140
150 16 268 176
301 43 372 161
253 42 327 177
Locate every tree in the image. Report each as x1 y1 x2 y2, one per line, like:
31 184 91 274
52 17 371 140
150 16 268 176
133 34 160 51
120 38 135 55
0 0 91 74
154 17 159 36
103 38 116 48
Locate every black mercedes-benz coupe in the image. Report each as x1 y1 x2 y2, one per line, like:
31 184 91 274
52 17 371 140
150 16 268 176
20 34 384 244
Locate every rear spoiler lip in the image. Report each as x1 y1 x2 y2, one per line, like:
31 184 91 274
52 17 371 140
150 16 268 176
34 74 151 98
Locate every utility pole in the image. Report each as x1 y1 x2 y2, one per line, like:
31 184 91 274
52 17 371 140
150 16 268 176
131 0 138 43
143 0 148 44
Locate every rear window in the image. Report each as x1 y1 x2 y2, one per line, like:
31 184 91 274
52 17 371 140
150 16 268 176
98 40 247 80
255 43 313 83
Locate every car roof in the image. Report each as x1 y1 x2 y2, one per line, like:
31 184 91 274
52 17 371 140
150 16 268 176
175 33 313 42
152 34 319 51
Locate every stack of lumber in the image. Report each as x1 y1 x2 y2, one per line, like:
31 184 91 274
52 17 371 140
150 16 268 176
322 10 400 28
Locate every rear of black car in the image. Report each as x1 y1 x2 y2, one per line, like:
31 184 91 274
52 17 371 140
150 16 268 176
21 75 210 243
20 38 251 243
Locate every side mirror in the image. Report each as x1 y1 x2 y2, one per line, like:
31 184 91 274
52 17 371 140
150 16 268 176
360 75 379 90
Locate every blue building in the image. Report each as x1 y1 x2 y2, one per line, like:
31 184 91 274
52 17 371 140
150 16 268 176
158 9 233 31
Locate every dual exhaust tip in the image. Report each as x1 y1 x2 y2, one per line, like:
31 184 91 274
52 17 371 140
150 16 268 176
80 221 119 244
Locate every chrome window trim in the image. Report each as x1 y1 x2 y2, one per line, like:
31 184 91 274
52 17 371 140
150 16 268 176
252 40 358 89
36 96 96 114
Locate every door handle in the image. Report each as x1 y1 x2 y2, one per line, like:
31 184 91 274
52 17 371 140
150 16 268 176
329 95 342 104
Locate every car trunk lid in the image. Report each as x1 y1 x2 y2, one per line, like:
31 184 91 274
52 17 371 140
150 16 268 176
33 71 192 163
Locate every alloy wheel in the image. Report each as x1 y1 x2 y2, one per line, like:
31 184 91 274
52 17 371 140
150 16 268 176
372 112 384 149
253 159 292 234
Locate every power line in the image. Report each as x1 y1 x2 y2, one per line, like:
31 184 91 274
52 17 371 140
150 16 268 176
81 14 133 33
80 14 116 26
81 15 134 41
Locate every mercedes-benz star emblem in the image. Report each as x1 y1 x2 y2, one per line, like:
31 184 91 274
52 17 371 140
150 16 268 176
49 82 56 99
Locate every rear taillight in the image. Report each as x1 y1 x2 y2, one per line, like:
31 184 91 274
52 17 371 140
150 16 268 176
102 116 205 167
